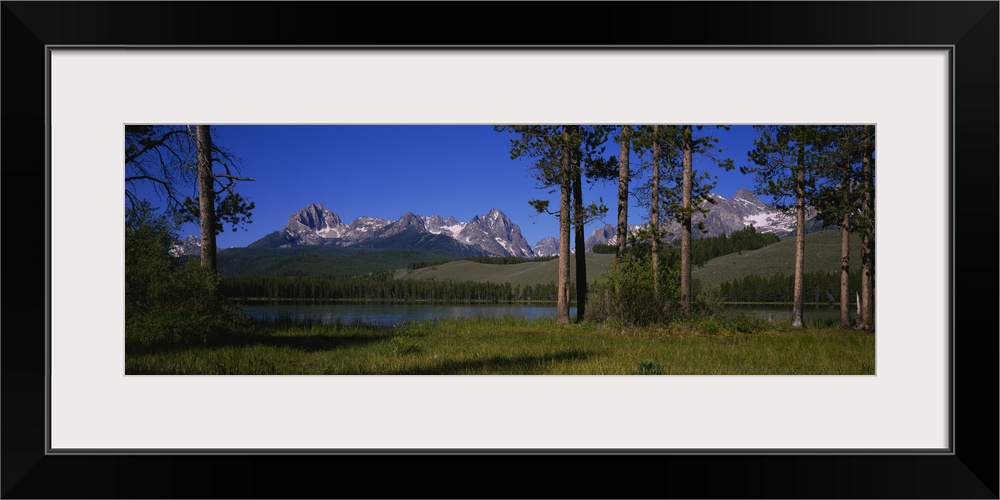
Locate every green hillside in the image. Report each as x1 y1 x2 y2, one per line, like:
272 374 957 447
217 245 469 278
394 253 616 287
217 228 858 292
692 228 862 290
392 230 858 291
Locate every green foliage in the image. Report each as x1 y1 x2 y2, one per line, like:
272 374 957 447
125 202 182 312
715 269 861 304
220 273 551 303
725 313 773 334
125 202 236 347
528 199 552 215
408 254 559 271
591 244 617 254
586 246 681 326
693 286 725 317
126 260 227 345
179 192 255 235
689 225 781 267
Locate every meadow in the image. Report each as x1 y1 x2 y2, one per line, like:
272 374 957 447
125 315 875 375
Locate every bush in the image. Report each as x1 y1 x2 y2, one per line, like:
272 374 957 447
725 313 770 334
125 202 235 347
634 359 664 375
693 286 725 317
586 246 680 326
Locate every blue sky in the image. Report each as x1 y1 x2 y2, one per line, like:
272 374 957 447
145 125 763 249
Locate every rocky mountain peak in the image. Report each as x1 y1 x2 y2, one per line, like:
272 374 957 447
532 236 559 257
457 209 534 258
425 214 446 227
288 203 342 231
169 235 201 257
250 205 536 258
395 212 426 230
733 188 758 202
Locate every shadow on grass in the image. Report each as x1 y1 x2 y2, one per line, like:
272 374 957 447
387 349 594 375
126 328 401 355
210 332 397 353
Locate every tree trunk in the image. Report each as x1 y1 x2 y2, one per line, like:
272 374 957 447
617 125 631 259
556 127 572 325
839 134 853 328
196 125 217 272
680 125 693 317
840 212 851 327
571 131 587 322
791 141 806 328
651 125 661 302
859 130 875 331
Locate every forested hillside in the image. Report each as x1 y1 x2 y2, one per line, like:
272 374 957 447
692 229 861 290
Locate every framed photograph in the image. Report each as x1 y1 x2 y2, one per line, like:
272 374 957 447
4 2 996 498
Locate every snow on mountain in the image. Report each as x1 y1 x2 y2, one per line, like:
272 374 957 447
536 189 822 254
711 188 819 237
250 190 818 258
583 224 645 251
249 205 534 257
651 188 820 240
169 235 201 257
422 215 467 238
456 208 536 258
532 237 559 257
271 203 348 246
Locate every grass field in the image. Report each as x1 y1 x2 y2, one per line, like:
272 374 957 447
125 316 875 375
394 253 615 288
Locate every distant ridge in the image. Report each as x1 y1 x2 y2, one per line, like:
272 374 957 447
248 204 537 258
584 188 824 250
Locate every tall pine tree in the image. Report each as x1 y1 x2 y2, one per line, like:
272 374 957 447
672 125 733 316
629 125 674 305
812 125 864 327
616 125 632 259
746 125 821 328
125 124 255 274
181 125 255 273
495 125 573 324
857 125 876 331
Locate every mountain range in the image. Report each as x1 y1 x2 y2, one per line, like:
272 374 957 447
583 188 823 250
248 204 538 258
172 189 824 258
169 235 201 258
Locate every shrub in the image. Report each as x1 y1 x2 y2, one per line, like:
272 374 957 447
726 313 770 334
693 286 725 317
634 359 664 375
125 202 235 347
586 246 680 326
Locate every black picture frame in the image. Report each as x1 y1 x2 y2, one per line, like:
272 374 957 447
3 2 997 498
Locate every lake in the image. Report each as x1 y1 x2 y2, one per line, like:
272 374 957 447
724 304 857 324
236 302 578 326
236 302 854 326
